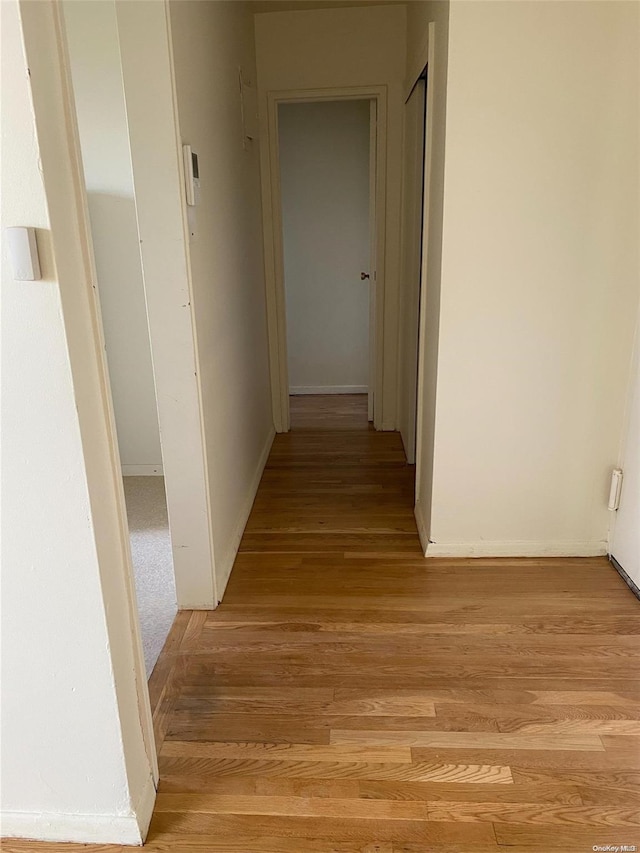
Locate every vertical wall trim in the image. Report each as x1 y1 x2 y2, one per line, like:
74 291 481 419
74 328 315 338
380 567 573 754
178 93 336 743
115 0 217 607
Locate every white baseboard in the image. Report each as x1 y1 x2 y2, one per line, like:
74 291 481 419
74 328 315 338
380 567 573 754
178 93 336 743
289 385 367 395
425 539 608 558
414 500 429 555
121 464 163 476
0 811 141 846
132 772 156 844
214 427 276 603
0 775 156 846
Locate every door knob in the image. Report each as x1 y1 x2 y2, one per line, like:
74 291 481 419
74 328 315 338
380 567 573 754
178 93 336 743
360 272 370 280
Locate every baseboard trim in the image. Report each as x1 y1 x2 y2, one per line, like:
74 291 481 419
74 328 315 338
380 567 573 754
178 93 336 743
0 775 156 845
214 427 276 603
132 772 156 844
414 500 429 555
0 812 140 846
609 554 640 600
121 465 163 477
425 540 608 558
289 385 367 395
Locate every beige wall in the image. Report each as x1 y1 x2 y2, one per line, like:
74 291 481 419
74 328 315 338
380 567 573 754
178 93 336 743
254 3 407 429
427 0 640 556
169 0 274 598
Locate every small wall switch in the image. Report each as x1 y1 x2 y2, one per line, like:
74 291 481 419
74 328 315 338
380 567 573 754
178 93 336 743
5 227 41 281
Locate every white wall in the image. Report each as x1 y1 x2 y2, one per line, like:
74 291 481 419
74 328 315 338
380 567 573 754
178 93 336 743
255 3 407 429
610 315 640 587
279 99 370 394
1 0 154 842
426 0 640 557
64 0 163 474
168 0 274 598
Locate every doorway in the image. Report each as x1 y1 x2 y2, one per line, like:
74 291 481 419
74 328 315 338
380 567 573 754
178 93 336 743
278 99 374 425
262 87 387 433
64 0 176 678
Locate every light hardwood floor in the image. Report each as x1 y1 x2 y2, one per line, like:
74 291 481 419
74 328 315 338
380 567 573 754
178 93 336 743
6 396 640 852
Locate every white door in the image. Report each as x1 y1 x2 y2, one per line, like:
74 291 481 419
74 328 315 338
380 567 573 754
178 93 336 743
367 99 377 421
398 78 426 461
278 100 372 400
610 330 640 589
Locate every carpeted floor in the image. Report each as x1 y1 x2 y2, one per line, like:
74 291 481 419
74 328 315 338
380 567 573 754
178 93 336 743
123 476 177 678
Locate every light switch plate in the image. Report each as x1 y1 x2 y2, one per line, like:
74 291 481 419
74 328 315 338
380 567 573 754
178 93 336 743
5 227 41 280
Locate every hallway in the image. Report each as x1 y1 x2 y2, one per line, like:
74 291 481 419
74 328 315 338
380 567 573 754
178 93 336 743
147 397 639 851
8 398 640 852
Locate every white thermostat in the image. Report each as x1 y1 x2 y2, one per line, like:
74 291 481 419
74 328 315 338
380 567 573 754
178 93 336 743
182 144 200 206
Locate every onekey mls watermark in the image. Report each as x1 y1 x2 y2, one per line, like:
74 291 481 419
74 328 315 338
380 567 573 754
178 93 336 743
592 846 638 852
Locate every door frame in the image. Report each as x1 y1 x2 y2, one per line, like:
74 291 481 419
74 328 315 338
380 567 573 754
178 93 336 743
259 85 388 432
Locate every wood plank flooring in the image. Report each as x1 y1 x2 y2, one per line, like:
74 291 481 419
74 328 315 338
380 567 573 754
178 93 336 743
6 395 640 852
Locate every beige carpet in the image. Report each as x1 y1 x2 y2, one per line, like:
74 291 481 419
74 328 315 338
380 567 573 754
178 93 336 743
123 476 177 678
